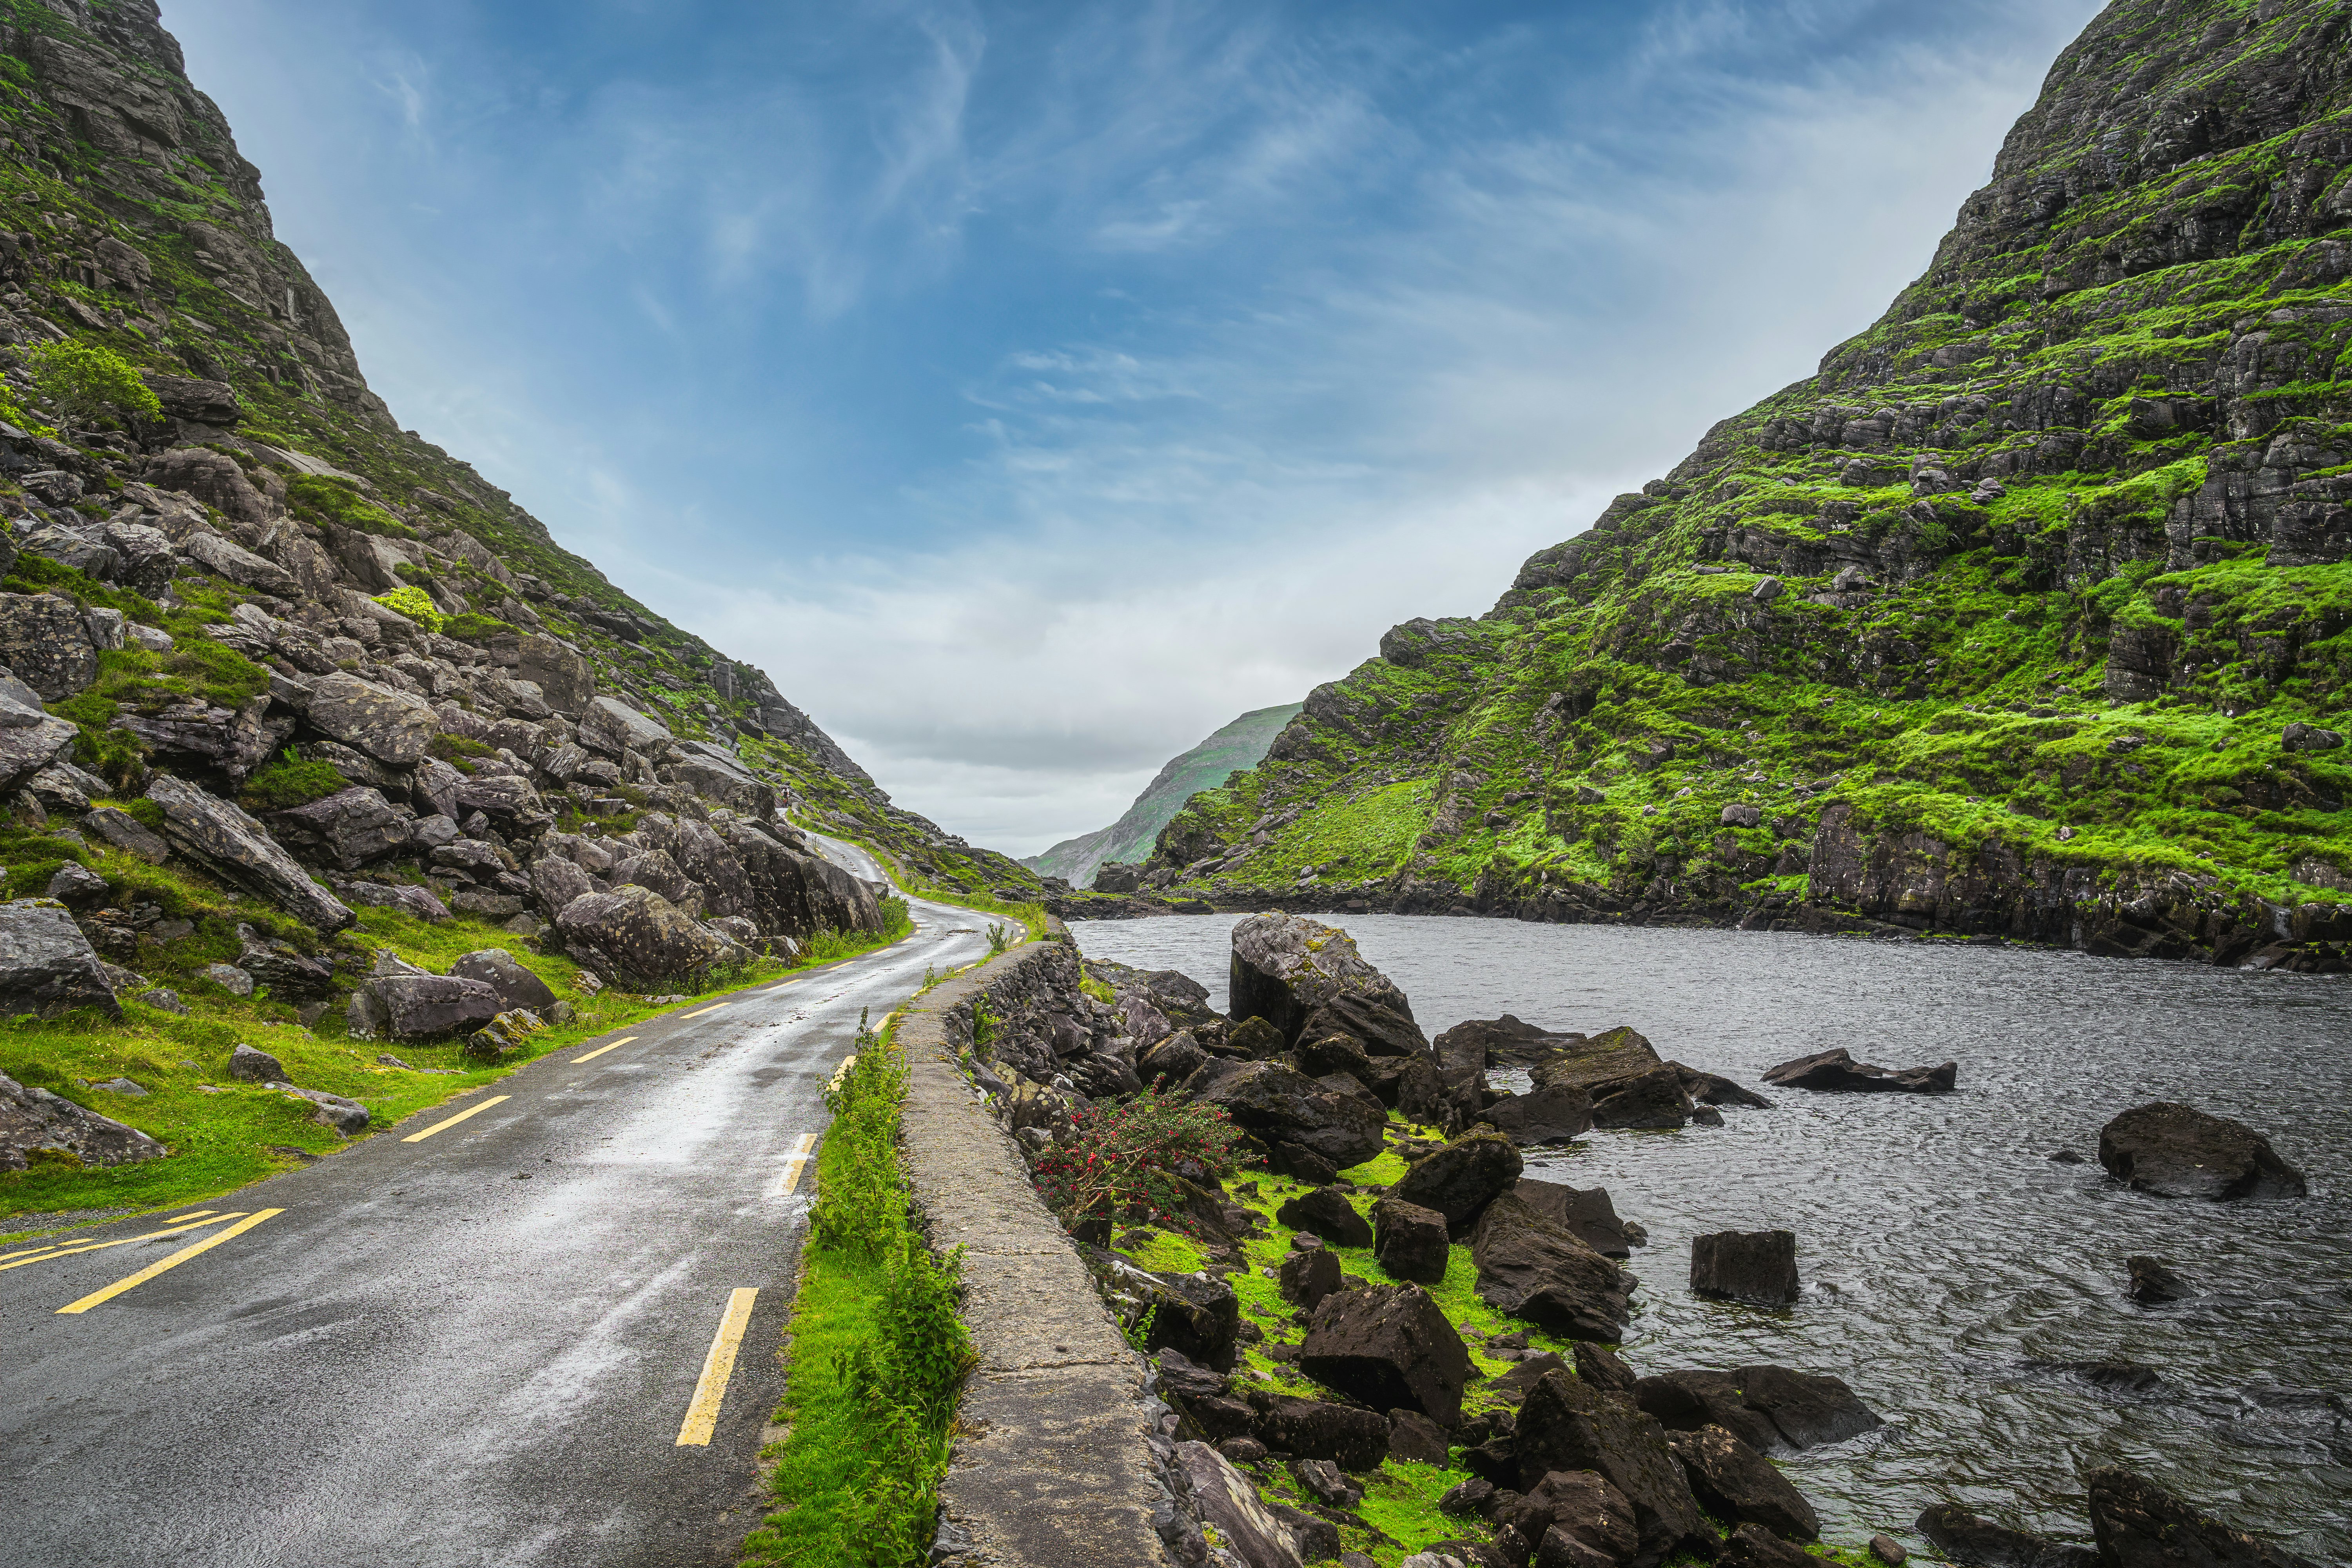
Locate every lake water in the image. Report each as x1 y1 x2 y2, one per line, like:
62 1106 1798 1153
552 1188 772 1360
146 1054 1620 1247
1070 915 2352 1563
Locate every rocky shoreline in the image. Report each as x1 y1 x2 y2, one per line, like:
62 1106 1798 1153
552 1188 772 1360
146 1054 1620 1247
914 911 2318 1567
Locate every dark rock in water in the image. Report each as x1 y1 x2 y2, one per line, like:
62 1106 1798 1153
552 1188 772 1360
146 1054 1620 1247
1299 991 1431 1060
1915 1504 2097 1568
1436 1014 1585 1068
1524 1471 1640 1568
2086 1465 2319 1568
1245 1388 1390 1470
1592 1064 1696 1130
1201 1060 1387 1170
448 948 559 1013
1514 1178 1633 1258
1299 1283 1471 1426
1691 1229 1799 1306
1 1068 166 1171
1576 1341 1639 1394
1720 1521 1822 1568
1636 1365 1882 1455
1513 1370 1705 1568
1138 1269 1241 1370
1871 1534 1909 1566
0 897 123 1019
1690 1105 1726 1127
2097 1102 2307 1200
1372 1195 1450 1284
1673 1063 1771 1109
1480 1084 1595 1145
228 1043 288 1083
1230 912 1419 1047
1761 1047 1955 1093
2126 1255 2187 1303
1392 1130 1525 1237
1530 1024 1664 1094
1279 1245 1345 1311
2049 1150 2086 1165
1278 1185 1373 1248
1669 1423 1820 1540
1472 1192 1632 1342
1387 1408 1452 1468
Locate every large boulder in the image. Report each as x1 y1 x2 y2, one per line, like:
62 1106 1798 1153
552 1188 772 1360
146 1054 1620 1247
1915 1504 2097 1568
1481 1084 1595 1145
268 786 416 869
530 854 597 919
146 775 357 933
1512 1178 1633 1258
555 884 730 989
350 973 505 1041
448 949 559 1013
81 805 170 864
1244 1390 1391 1470
1197 1060 1386 1170
1530 1024 1665 1093
1635 1366 1882 1454
1392 1130 1525 1237
1761 1047 1955 1094
1229 912 1418 1047
1276 1185 1373 1247
1136 1269 1241 1370
1278 1245 1345 1312
1691 1230 1798 1305
0 688 78 794
1175 1441 1308 1568
0 592 99 698
1297 989 1432 1059
1513 1370 1706 1568
2084 1466 2317 1568
661 742 777 818
2096 1103 2307 1200
0 898 120 1018
578 695 672 758
1526 1470 1642 1568
334 879 451 923
1591 1065 1697 1129
179 530 299 596
147 446 274 525
1470 1192 1632 1341
1298 1283 1472 1426
1372 1195 1450 1285
304 672 438 768
1433 1014 1584 1068
517 632 596 717
1669 1424 1819 1540
1 1069 165 1171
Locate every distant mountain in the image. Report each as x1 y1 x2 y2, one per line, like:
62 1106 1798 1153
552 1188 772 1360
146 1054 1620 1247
1026 704 1304 887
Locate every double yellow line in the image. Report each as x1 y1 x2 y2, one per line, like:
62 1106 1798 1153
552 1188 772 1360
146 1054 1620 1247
4 1209 287 1314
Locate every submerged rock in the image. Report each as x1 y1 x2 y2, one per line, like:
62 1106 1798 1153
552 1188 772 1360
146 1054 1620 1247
1915 1504 2096 1568
1635 1365 1882 1455
2097 1102 2307 1200
1690 1229 1799 1306
1761 1047 1955 1093
2085 1465 2319 1568
2125 1255 2188 1303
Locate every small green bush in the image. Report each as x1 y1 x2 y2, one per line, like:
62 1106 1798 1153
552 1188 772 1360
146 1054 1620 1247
27 339 160 428
441 612 517 644
372 584 443 632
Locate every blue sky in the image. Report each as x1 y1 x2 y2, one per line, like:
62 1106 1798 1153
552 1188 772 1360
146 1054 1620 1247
167 0 2104 855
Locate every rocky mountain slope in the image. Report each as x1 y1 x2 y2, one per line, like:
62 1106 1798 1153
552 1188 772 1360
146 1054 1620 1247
1130 0 2352 971
0 0 1046 1186
1024 702 1302 889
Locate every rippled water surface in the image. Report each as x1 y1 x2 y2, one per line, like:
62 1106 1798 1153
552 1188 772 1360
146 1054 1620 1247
1071 916 2352 1563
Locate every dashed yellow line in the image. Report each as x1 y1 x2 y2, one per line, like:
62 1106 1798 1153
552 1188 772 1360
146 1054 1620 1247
573 1036 638 1064
57 1210 284 1314
0 1212 237 1272
676 1288 760 1445
680 1004 728 1020
773 1134 818 1197
401 1095 511 1144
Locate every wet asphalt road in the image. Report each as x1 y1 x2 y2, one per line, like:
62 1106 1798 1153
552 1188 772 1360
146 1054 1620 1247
0 842 990 1568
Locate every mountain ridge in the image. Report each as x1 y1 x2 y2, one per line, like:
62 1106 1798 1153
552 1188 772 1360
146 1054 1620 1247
1121 0 2352 971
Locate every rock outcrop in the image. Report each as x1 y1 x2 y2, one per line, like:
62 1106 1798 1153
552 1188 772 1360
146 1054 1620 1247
1 1068 166 1170
2097 1102 2308 1200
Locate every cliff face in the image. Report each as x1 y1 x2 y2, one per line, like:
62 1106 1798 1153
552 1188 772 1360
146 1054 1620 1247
1133 0 2352 969
0 0 1038 932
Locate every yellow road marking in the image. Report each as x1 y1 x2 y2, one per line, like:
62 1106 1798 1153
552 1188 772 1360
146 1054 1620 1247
676 1288 760 1446
0 1213 242 1272
401 1095 512 1143
680 1004 727 1020
573 1036 638 1064
772 1134 818 1197
57 1210 284 1314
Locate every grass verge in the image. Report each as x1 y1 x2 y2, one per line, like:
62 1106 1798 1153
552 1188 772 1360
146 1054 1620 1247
741 1011 975 1567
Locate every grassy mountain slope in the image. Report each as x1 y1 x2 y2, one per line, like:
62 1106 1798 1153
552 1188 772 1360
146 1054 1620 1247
1132 0 2352 970
0 0 1033 901
1022 702 1302 887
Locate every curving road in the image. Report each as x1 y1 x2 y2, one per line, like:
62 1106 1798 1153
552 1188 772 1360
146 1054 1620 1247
0 845 990 1568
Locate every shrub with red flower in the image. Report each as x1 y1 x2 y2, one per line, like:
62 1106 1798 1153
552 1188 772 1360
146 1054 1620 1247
1028 1085 1249 1236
